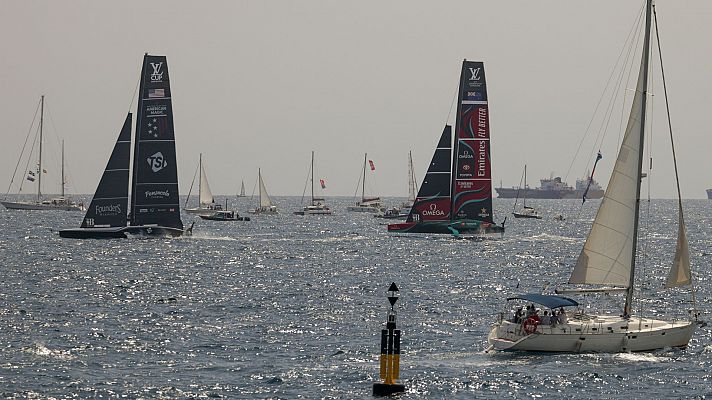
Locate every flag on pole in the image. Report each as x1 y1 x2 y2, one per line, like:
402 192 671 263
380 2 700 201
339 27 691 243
319 179 326 189
582 151 603 204
368 160 375 171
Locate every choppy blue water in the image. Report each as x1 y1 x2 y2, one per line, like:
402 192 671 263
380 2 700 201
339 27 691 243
1 197 710 398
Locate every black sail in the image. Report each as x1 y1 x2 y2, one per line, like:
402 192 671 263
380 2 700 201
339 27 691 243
130 54 183 230
80 113 132 228
406 125 452 223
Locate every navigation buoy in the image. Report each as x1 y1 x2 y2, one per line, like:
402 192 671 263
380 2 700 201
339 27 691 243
373 282 405 396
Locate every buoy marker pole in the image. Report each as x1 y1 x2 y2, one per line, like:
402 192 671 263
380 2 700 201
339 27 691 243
373 282 405 396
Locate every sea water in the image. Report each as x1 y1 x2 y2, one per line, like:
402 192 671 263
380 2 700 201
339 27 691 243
0 197 710 398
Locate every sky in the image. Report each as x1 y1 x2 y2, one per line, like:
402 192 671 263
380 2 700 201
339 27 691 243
1 0 711 198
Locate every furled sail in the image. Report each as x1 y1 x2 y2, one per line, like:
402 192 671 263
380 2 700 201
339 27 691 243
259 170 274 208
199 162 214 206
130 54 183 230
407 125 452 222
81 113 132 228
451 60 493 224
569 48 648 287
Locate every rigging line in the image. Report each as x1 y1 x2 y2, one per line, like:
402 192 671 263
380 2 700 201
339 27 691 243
250 176 257 200
563 2 646 183
184 160 199 208
352 158 363 200
585 5 645 175
654 6 698 313
19 122 41 195
300 156 311 205
45 105 72 194
512 166 525 212
127 73 141 114
444 80 459 127
5 97 42 198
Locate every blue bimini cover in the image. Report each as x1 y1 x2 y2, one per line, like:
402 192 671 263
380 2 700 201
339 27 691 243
506 294 579 309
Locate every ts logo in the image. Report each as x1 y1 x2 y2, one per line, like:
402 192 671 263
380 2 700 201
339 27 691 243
147 152 167 172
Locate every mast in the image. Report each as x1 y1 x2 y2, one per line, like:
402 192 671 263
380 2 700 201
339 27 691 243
37 95 44 202
362 153 367 201
624 0 652 317
408 151 416 202
198 153 202 206
61 140 65 197
523 164 527 209
258 168 262 206
311 151 315 203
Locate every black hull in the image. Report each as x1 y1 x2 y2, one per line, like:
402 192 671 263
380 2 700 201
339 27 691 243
59 225 186 239
199 216 250 221
388 220 504 235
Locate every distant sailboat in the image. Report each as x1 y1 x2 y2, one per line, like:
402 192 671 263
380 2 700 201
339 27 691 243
60 54 189 238
250 168 278 214
375 151 418 219
294 151 332 215
347 153 385 213
512 165 541 219
388 60 504 235
185 153 223 216
488 0 696 352
237 180 247 197
2 96 83 211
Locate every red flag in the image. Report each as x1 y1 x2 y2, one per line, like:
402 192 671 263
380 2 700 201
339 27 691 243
319 179 326 189
368 160 375 171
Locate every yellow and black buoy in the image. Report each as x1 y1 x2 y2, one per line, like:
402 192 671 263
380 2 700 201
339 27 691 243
373 282 406 396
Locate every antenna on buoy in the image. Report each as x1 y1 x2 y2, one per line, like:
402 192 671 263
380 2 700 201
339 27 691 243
373 282 405 396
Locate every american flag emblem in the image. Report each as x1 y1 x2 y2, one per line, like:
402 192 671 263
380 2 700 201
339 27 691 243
148 88 165 98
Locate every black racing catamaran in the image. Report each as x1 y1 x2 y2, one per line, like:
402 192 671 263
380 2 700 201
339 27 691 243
60 54 188 239
388 60 503 236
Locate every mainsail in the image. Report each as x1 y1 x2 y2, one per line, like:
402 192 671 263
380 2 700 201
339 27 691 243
81 113 132 228
199 160 214 206
569 36 648 287
130 54 183 230
258 169 274 208
451 60 494 224
407 125 452 222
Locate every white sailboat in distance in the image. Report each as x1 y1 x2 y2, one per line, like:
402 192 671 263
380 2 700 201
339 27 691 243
488 0 696 353
185 153 223 216
250 168 278 215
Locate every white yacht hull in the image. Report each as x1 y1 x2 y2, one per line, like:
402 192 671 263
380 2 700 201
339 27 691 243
488 315 694 353
294 209 333 215
185 207 221 216
1 200 82 211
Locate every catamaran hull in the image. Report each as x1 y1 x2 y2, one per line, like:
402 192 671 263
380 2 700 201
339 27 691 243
59 225 186 239
2 201 82 211
388 220 504 235
513 213 542 219
488 319 694 353
293 210 333 216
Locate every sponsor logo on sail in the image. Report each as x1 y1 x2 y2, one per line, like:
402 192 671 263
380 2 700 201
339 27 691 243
458 150 474 159
421 203 445 216
478 207 490 218
150 62 164 82
147 152 167 172
145 190 170 199
469 67 481 81
96 204 122 215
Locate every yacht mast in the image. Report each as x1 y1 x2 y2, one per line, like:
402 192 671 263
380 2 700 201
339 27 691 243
37 95 44 202
624 0 652 317
362 153 367 201
311 151 314 203
61 140 65 197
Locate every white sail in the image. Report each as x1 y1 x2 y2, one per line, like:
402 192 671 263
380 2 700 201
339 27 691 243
569 50 648 287
258 171 274 208
199 163 214 206
665 205 691 288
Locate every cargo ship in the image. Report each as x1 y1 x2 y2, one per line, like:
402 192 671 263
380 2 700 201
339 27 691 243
707 189 712 199
495 176 604 200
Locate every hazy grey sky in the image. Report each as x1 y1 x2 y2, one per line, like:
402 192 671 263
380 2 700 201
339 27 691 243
2 0 710 198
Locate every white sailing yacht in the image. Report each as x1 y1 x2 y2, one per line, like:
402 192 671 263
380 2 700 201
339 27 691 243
237 180 247 197
347 153 384 213
376 151 418 219
250 168 278 215
294 151 332 216
488 0 695 353
2 96 83 211
512 165 541 219
184 153 223 216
